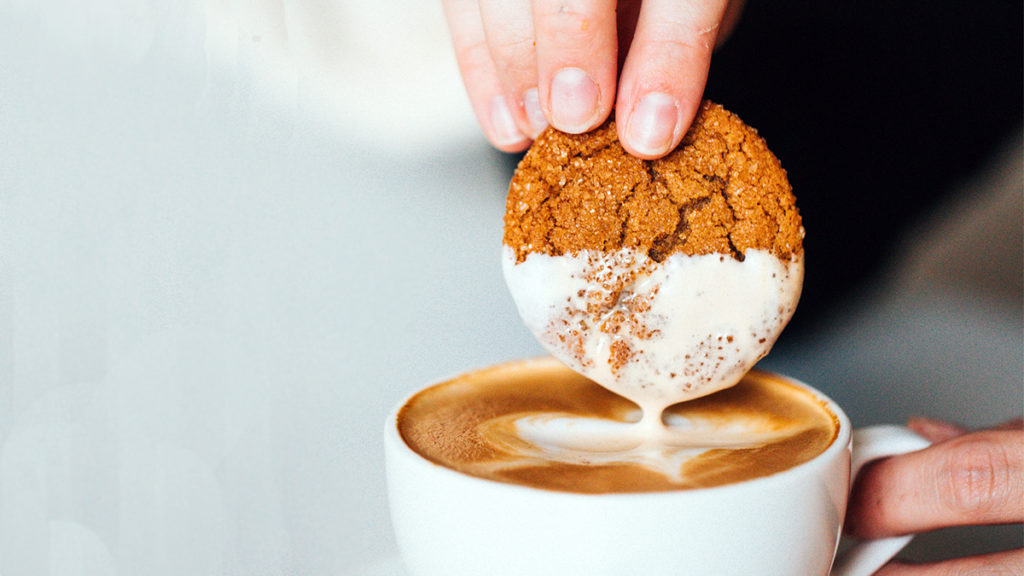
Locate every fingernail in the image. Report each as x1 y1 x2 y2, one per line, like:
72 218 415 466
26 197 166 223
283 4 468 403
626 92 679 156
523 88 548 137
549 67 600 133
489 94 527 147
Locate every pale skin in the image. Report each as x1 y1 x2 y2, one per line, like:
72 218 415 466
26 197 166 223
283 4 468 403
441 0 746 158
848 417 1023 574
443 2 1024 571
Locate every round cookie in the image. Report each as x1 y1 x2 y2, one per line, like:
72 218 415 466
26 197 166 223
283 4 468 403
501 101 805 416
503 101 803 264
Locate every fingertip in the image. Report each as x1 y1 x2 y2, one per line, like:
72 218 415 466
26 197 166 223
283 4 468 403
532 0 618 135
617 91 701 160
618 91 676 158
442 0 533 153
487 94 532 151
492 139 533 154
522 87 549 138
614 0 725 158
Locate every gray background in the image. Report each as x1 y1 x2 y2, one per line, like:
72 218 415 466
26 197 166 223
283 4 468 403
1 1 1020 574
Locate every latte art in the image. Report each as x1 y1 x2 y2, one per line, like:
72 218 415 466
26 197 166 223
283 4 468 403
480 413 800 485
398 358 838 494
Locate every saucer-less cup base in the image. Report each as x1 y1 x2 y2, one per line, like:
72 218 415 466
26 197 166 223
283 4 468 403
385 365 927 576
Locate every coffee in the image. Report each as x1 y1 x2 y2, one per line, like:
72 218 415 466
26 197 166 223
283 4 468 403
398 357 838 494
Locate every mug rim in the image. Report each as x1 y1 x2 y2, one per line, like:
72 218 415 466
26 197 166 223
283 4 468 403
386 356 853 500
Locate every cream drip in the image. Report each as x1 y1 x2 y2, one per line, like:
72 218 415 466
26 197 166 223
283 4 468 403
502 247 804 428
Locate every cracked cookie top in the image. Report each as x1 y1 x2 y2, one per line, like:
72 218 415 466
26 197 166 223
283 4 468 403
503 101 803 263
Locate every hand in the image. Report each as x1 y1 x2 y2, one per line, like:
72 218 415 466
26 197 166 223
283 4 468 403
846 417 1024 574
441 0 746 158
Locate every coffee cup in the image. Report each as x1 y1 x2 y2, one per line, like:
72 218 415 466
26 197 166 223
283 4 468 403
385 357 929 576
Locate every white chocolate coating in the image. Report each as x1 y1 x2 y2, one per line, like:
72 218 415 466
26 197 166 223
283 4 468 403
502 247 803 423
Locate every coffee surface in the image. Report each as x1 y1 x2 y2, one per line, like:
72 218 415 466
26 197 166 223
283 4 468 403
398 358 838 494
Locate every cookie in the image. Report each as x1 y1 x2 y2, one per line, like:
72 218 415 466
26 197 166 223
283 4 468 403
502 101 805 411
503 101 803 264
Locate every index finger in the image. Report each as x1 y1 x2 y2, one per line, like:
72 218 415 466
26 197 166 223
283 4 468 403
846 429 1024 539
532 0 619 134
615 0 729 159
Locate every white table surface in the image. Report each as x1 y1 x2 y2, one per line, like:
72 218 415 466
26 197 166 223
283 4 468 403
2 2 1020 575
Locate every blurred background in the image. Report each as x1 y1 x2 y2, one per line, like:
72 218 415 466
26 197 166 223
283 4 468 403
0 1 1019 574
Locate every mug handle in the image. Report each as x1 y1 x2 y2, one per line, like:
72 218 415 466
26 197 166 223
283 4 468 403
830 424 932 576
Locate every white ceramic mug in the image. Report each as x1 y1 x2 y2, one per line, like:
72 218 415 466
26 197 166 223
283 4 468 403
385 365 929 576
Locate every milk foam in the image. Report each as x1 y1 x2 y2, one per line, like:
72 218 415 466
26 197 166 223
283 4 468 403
497 413 798 483
502 247 804 427
398 360 838 492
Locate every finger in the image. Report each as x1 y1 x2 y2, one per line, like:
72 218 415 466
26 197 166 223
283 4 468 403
907 417 968 443
847 429 1024 539
616 0 730 159
478 1 547 138
875 548 1024 575
532 0 619 134
443 0 531 151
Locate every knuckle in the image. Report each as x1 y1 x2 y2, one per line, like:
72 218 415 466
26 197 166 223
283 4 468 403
639 10 722 54
629 23 717 70
643 36 707 60
938 435 1013 517
489 36 537 76
627 35 711 83
491 34 535 56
